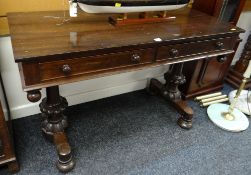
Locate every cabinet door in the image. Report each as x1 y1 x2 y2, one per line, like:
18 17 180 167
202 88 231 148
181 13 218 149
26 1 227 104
181 0 245 99
180 55 233 99
196 56 230 88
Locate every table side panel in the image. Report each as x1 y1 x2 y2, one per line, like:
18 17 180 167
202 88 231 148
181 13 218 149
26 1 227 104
21 62 41 86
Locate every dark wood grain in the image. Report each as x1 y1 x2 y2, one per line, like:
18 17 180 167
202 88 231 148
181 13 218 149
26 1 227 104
193 0 246 25
39 48 154 82
181 0 246 99
8 8 242 62
180 36 239 98
192 0 218 15
0 102 19 173
54 132 75 172
156 37 234 61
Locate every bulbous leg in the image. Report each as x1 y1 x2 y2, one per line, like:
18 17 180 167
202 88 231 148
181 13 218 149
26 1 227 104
148 63 193 129
39 93 68 142
38 86 75 172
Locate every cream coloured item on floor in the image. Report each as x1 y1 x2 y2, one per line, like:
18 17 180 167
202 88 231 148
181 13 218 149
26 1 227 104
207 60 251 132
207 103 249 132
229 90 251 116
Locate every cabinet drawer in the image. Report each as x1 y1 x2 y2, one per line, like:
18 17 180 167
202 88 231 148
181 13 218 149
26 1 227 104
156 38 233 61
39 48 154 81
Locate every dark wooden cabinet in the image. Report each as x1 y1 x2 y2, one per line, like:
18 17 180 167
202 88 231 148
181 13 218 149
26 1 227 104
226 32 251 88
180 0 246 99
0 101 19 173
225 2 251 89
192 0 246 25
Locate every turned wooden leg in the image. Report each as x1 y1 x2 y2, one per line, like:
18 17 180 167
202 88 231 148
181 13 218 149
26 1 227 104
39 86 68 141
54 132 75 173
148 63 193 129
39 86 75 172
28 86 75 172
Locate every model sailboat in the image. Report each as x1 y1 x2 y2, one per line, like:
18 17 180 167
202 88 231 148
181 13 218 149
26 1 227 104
69 0 190 25
77 0 190 13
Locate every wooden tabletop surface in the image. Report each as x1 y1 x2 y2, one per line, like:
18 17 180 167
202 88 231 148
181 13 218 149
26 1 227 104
7 8 244 62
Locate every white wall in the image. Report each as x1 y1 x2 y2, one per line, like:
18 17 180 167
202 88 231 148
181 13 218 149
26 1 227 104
232 11 251 64
0 36 168 119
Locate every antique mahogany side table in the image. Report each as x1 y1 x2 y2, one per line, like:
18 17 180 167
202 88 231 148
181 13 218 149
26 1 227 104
7 8 243 172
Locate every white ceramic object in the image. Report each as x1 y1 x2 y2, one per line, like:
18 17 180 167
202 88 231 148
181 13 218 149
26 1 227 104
207 103 249 132
78 3 188 13
69 1 78 17
229 90 251 115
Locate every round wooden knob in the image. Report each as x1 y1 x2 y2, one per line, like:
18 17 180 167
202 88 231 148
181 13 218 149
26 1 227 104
27 90 41 102
216 42 224 49
169 49 179 57
217 55 227 63
62 64 71 74
131 53 141 63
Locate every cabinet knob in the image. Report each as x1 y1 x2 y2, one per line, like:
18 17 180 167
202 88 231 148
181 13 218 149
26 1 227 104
169 49 179 57
216 42 224 49
217 55 227 63
131 53 141 63
62 64 71 74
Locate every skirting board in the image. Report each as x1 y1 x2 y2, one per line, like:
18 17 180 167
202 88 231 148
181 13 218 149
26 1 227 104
9 76 164 119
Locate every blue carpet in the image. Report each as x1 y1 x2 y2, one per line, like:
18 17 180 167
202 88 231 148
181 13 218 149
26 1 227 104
0 85 250 175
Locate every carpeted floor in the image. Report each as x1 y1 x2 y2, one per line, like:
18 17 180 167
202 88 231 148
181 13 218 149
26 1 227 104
0 85 251 175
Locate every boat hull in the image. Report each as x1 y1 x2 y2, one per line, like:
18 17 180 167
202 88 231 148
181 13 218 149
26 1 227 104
78 3 188 13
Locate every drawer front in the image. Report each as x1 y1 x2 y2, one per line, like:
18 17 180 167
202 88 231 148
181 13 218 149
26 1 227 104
156 38 233 61
39 48 154 81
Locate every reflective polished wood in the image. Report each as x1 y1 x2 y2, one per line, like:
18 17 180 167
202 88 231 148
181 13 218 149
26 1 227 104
8 8 243 172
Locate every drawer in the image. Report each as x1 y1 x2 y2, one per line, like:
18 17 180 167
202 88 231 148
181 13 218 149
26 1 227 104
39 48 154 81
156 37 233 61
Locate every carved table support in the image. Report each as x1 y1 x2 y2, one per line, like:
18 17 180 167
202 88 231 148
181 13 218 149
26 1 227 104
27 86 75 172
148 63 193 129
39 86 68 141
226 33 251 88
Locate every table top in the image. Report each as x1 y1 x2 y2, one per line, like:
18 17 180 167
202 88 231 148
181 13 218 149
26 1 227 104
8 8 243 62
